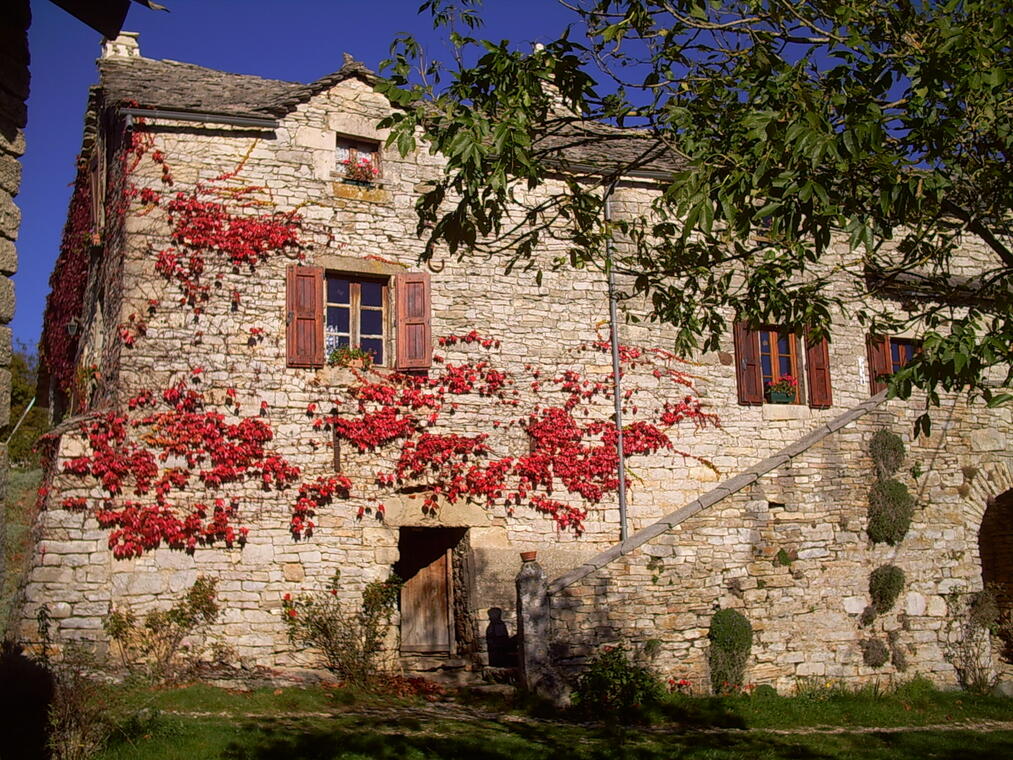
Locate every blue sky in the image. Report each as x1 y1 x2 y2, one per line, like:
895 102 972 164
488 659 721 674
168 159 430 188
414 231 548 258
14 0 576 349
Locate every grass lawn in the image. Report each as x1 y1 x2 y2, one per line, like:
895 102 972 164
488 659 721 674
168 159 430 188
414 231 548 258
1 467 42 635
86 681 1013 760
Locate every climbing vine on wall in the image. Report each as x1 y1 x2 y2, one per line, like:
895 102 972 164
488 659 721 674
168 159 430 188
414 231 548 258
305 329 718 534
55 369 348 558
46 133 718 556
40 168 93 392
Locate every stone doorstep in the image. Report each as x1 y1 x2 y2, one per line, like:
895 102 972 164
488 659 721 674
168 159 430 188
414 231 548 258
400 652 490 686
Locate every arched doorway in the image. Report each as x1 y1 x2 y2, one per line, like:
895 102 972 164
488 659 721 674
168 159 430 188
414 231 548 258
978 488 1013 659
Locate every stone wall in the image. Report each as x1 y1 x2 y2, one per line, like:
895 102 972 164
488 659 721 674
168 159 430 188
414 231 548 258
16 48 1013 675
546 394 1013 692
0 0 29 619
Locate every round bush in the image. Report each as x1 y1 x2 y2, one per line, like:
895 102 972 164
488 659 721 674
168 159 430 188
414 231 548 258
869 430 905 478
869 564 905 613
867 479 914 544
752 683 779 699
709 608 753 651
708 609 753 693
861 638 890 668
573 645 663 719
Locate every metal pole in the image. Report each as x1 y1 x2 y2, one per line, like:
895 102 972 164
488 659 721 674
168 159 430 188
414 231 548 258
604 189 628 542
5 396 36 446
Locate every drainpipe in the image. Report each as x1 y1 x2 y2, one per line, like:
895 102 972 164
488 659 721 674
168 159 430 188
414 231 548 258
604 187 628 542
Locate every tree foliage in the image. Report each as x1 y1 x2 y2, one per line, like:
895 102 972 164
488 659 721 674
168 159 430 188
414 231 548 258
3 342 48 467
378 1 1012 426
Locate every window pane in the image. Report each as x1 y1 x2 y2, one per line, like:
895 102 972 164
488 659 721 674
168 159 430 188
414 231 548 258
760 332 771 352
779 355 792 377
325 334 349 353
760 354 772 380
777 333 790 354
361 338 383 364
360 308 383 335
361 281 383 307
327 306 349 333
327 277 349 304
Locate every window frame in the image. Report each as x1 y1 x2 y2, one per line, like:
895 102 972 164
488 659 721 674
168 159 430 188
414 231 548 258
867 335 922 394
324 272 390 366
335 135 382 181
285 266 432 372
734 321 833 408
756 325 802 403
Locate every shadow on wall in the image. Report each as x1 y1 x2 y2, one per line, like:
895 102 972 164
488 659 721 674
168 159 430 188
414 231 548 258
485 607 517 667
0 639 53 760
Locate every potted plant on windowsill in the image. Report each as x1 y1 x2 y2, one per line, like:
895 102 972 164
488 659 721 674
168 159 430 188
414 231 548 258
328 346 374 370
766 374 798 404
341 156 378 187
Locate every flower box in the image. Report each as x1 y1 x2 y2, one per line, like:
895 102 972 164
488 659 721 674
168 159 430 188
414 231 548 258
768 391 795 404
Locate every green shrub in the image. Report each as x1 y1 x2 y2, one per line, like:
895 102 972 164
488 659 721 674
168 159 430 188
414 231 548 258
708 608 753 693
774 548 795 567
869 430 905 479
752 683 779 699
573 645 663 719
861 638 889 668
859 605 878 627
867 479 914 544
282 572 402 687
104 576 220 682
869 565 905 613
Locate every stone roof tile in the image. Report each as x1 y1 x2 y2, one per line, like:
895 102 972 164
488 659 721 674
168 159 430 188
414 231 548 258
96 54 683 175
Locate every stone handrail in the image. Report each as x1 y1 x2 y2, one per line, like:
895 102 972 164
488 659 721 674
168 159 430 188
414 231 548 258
546 391 889 595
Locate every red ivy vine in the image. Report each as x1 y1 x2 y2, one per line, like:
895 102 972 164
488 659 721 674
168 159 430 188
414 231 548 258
56 370 336 558
310 330 718 533
47 134 718 554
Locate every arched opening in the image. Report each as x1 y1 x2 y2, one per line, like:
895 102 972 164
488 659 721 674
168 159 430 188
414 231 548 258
978 488 1013 660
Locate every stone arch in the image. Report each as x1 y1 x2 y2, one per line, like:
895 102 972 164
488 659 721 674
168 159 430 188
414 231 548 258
978 486 1013 657
957 459 1013 530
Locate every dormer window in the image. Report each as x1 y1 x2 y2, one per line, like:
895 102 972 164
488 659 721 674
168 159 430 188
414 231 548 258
336 136 381 183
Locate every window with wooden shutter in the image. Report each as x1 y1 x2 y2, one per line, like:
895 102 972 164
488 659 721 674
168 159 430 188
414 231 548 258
395 272 432 371
286 265 324 368
866 335 891 394
866 335 920 395
733 321 764 405
805 332 833 408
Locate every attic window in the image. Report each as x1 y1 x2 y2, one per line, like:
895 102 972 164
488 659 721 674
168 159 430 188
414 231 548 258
336 136 381 183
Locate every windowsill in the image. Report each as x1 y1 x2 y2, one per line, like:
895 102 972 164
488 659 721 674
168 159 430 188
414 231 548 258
332 179 389 203
314 364 384 386
331 173 385 187
761 404 811 421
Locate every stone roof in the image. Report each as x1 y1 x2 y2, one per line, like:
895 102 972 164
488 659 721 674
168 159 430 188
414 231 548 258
96 54 375 119
96 53 684 176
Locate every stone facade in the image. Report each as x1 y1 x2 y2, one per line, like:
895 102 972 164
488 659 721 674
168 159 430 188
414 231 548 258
544 396 1013 692
16 35 1012 687
0 0 29 613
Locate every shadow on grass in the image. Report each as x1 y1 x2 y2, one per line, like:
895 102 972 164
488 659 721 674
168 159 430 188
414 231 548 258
216 714 832 760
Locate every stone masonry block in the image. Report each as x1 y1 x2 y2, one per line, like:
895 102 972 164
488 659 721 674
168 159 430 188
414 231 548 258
0 153 21 195
0 275 16 323
0 238 15 275
0 191 20 239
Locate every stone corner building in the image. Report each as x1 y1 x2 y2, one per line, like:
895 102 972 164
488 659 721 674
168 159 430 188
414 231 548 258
18 33 1013 691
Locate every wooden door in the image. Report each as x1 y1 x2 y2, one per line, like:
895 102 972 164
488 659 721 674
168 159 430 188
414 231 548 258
400 548 453 652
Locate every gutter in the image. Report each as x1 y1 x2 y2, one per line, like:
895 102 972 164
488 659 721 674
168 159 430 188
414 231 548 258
119 107 278 130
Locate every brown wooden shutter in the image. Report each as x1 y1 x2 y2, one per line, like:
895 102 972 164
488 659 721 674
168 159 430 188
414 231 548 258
733 321 763 405
395 272 432 370
286 265 324 368
805 332 833 408
866 335 890 394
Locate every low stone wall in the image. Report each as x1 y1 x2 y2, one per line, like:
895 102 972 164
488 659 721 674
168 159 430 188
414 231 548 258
541 395 1013 693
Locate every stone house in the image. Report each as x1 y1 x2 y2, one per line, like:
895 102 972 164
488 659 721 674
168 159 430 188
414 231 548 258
16 33 1013 691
